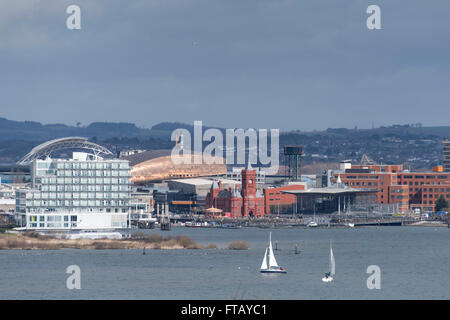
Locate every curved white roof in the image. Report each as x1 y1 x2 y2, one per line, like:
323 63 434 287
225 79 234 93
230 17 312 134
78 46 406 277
17 137 113 165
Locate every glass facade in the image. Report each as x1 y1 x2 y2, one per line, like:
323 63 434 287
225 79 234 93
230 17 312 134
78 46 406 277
17 158 131 215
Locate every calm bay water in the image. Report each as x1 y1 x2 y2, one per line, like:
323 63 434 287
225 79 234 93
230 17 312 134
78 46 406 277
0 226 449 300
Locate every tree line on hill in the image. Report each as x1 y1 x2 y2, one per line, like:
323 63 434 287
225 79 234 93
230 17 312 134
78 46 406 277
0 117 449 169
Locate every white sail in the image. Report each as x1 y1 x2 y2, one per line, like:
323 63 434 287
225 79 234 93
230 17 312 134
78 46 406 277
260 248 268 270
268 233 279 268
330 244 335 276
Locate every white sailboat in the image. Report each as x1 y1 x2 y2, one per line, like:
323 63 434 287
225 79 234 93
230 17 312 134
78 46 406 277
345 210 354 228
260 232 287 274
308 204 318 227
322 240 335 282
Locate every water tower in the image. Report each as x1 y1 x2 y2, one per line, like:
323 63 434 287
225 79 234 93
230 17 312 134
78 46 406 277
284 145 303 181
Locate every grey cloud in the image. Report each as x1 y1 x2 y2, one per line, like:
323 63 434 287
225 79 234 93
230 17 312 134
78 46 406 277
0 0 449 130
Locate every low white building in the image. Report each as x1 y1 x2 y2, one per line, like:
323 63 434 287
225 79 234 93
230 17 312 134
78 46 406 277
22 212 128 230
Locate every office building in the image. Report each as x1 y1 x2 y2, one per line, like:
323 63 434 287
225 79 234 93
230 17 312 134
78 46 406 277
335 162 450 213
444 140 450 172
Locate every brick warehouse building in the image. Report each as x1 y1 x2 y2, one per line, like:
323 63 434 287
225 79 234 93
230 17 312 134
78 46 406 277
334 163 450 213
205 169 265 217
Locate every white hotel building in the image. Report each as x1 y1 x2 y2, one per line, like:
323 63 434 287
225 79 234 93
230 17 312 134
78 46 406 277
16 151 131 231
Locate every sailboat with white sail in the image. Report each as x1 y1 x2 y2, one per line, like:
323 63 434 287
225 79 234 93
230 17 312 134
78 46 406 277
260 232 287 274
307 203 318 227
345 209 354 228
322 240 335 282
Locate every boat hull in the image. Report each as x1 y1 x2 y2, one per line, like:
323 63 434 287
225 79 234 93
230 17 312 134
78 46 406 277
322 276 334 282
260 269 287 274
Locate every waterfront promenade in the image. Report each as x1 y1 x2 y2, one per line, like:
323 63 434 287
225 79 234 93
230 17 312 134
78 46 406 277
166 214 446 228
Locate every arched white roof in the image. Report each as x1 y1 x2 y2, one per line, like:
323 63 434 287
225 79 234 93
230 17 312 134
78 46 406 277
17 137 113 165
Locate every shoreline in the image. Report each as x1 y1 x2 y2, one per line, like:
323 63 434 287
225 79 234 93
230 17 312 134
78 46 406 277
0 233 214 251
404 221 449 227
1 221 447 250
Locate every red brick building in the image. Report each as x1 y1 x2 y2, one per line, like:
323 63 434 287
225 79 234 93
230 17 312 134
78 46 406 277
335 164 450 213
397 172 450 212
263 184 306 214
205 169 265 217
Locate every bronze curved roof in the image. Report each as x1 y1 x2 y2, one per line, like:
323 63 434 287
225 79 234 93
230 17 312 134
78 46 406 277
131 154 227 183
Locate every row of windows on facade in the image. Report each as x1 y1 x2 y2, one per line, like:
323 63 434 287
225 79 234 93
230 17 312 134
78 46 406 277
391 194 450 200
346 181 379 186
35 177 130 184
24 199 129 206
420 187 450 192
345 175 448 180
28 222 75 228
415 200 446 205
401 175 448 179
345 181 450 187
28 222 126 228
26 192 130 199
36 169 130 177
37 185 130 192
408 188 450 193
402 181 450 186
421 194 450 199
29 215 77 222
36 161 129 170
26 208 129 213
391 196 407 200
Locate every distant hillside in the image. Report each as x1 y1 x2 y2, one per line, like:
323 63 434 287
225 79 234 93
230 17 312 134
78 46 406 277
0 117 448 170
0 117 153 141
0 118 220 141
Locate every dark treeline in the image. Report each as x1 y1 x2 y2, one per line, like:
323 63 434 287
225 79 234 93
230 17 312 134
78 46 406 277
0 117 448 169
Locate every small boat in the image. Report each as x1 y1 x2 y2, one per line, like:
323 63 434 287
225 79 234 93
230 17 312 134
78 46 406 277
322 240 335 282
307 221 318 227
344 211 354 228
220 223 242 229
185 221 204 228
308 210 318 227
260 232 287 274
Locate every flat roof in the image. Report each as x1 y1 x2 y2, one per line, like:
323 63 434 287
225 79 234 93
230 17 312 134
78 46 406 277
282 187 378 195
169 178 240 186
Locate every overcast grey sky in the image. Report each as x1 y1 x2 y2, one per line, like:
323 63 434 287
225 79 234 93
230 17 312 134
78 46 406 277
0 0 449 131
